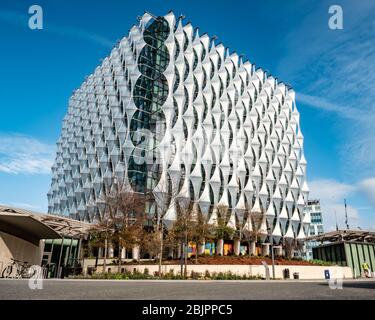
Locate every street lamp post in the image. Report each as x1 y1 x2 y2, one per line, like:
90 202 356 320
267 227 275 279
158 215 164 276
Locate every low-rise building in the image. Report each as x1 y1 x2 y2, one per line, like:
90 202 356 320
0 205 91 278
306 229 375 277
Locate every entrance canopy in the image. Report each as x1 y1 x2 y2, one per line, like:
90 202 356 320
0 205 93 245
0 211 61 245
306 229 375 244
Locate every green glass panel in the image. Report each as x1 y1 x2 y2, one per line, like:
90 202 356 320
369 245 375 271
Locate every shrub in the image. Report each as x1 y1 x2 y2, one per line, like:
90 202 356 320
131 270 150 279
190 271 202 280
216 272 224 280
311 259 334 266
164 269 174 279
204 270 211 279
71 270 264 281
163 269 184 280
207 271 263 280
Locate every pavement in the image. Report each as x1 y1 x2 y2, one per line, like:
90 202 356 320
0 279 374 300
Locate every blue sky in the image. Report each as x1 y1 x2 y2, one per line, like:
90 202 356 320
0 0 374 230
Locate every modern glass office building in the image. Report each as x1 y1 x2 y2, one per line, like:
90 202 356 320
48 12 310 248
305 200 324 260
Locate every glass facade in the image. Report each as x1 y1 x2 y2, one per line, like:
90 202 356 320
305 200 324 260
129 18 170 193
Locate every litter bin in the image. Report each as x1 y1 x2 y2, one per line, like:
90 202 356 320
283 268 290 279
293 272 299 280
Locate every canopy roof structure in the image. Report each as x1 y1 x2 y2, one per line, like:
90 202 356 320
0 205 93 244
0 211 60 245
306 229 375 244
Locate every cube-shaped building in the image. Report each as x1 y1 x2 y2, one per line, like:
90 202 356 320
48 12 310 247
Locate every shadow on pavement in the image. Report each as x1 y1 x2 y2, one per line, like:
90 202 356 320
342 282 375 290
318 281 375 290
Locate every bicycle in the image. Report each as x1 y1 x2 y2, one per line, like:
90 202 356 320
1 258 36 279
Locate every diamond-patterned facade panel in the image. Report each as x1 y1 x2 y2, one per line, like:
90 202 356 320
48 12 310 244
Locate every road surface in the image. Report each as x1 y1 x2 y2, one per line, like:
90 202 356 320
0 279 374 300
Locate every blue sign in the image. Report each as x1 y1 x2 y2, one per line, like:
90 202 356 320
324 270 330 279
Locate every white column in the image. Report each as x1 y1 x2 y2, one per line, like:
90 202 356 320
289 248 295 258
198 241 205 255
168 247 174 259
98 247 103 258
249 241 256 256
177 243 182 258
132 245 140 261
108 244 114 258
275 246 283 257
262 243 270 256
121 248 126 259
217 239 224 256
234 239 240 256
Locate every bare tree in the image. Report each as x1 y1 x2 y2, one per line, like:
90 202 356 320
86 227 107 258
152 173 182 275
141 229 161 259
215 204 236 251
295 240 304 258
190 205 215 264
87 215 114 271
168 199 196 278
242 208 265 256
94 184 148 273
284 238 297 259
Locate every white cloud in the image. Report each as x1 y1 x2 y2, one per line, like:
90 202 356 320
309 179 359 231
343 130 375 179
359 178 375 208
309 178 375 231
0 134 55 175
296 93 369 122
309 179 356 202
320 203 359 231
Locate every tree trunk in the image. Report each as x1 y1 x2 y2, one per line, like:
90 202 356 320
118 245 122 273
180 242 184 277
159 222 163 276
184 231 188 279
103 237 108 273
195 242 198 264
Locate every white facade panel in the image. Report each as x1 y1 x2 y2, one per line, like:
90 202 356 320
48 12 309 245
